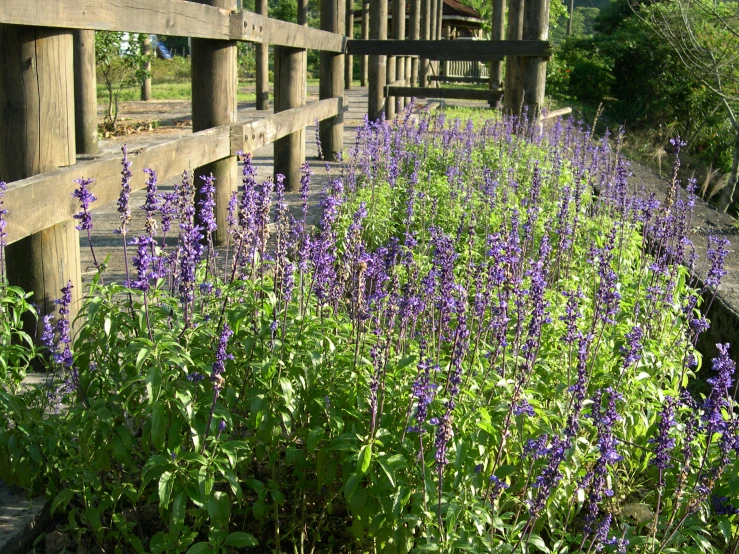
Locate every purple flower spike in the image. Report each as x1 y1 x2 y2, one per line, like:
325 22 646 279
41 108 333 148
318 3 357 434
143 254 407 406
211 323 234 392
116 145 133 234
72 178 96 231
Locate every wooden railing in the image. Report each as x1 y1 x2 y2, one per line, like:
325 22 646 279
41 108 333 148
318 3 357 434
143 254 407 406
0 0 551 323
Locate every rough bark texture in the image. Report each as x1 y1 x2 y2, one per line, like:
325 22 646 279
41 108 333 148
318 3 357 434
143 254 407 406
255 0 270 110
320 0 345 157
191 0 238 245
73 29 99 155
0 24 81 327
503 0 524 114
368 0 388 121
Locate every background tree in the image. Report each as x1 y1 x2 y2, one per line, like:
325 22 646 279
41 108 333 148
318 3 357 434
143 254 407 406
634 0 739 210
95 32 150 129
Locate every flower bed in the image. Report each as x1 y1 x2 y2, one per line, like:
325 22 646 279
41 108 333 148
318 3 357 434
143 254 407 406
0 108 736 553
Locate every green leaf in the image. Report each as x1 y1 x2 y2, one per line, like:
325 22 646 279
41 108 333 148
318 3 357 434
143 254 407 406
170 491 187 530
344 473 361 501
378 458 396 487
357 444 372 474
718 516 733 544
51 489 75 515
207 491 230 529
186 543 212 554
151 403 166 452
528 534 550 553
104 317 112 336
146 365 162 403
158 471 174 509
225 532 258 547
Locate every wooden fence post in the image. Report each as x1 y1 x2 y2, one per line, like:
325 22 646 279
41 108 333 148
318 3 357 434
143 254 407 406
321 0 345 157
489 0 505 92
345 0 354 89
368 0 388 121
255 0 270 110
410 0 420 87
521 0 549 116
428 0 436 87
73 29 98 156
141 35 152 101
0 25 82 326
419 0 429 87
274 46 304 189
393 0 406 110
386 0 397 119
361 0 369 86
503 0 524 114
191 0 238 246
434 0 442 87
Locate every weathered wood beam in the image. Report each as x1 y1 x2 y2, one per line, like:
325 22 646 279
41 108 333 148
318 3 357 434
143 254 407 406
73 29 99 155
347 39 551 59
255 0 270 109
385 86 503 101
231 98 344 154
0 0 347 51
1 25 80 325
232 11 345 51
430 75 498 83
192 0 238 246
273 46 305 191
368 0 388 121
3 127 231 246
320 0 345 158
0 0 232 39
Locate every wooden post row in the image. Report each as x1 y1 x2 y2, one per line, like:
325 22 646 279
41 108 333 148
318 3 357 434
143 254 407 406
0 24 82 326
255 0 269 110
368 0 388 121
345 0 353 89
320 0 345 157
191 0 238 246
73 29 98 156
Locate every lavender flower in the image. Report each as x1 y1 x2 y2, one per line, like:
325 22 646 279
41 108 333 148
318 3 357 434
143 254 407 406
142 168 159 238
116 145 132 234
72 178 96 231
198 174 217 234
649 396 676 477
211 323 234 392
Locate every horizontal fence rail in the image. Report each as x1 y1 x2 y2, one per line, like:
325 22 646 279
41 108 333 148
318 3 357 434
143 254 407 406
0 0 344 51
3 99 345 245
347 39 552 60
385 86 503 101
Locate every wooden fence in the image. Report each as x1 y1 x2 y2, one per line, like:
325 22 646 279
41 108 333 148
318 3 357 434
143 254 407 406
0 0 551 324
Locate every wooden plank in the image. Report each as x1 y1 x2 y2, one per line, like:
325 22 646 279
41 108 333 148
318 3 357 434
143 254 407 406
3 127 232 245
385 86 503 101
232 11 346 52
231 97 344 155
430 75 493 83
0 0 348 49
0 0 231 40
345 0 354 89
347 39 551 59
541 107 572 120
